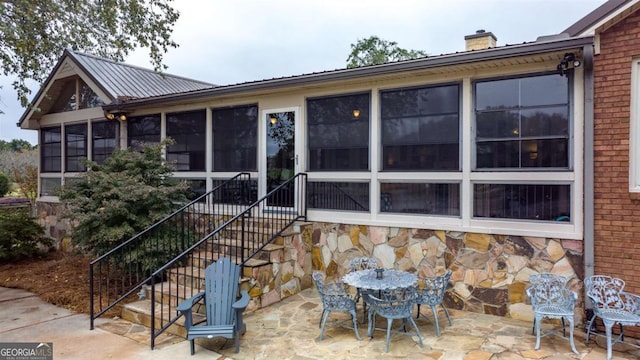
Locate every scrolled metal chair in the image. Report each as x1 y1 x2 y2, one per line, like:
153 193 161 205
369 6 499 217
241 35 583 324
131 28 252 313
311 271 361 341
526 272 579 355
584 275 640 360
366 286 423 353
349 257 381 320
415 269 452 337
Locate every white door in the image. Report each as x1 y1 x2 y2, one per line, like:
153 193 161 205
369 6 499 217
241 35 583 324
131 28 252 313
261 107 300 209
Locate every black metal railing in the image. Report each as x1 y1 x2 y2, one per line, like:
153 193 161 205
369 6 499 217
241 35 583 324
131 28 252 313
147 173 307 348
89 173 252 329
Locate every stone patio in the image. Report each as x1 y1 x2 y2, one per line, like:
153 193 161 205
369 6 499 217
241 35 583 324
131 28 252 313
102 287 640 359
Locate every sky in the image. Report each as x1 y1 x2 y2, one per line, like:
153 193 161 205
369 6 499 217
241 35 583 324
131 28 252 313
0 0 608 145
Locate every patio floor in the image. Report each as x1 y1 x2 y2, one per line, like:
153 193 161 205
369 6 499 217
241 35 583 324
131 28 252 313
190 287 640 359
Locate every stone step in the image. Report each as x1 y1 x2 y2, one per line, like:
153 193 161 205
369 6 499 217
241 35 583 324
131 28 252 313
121 299 205 339
188 242 285 268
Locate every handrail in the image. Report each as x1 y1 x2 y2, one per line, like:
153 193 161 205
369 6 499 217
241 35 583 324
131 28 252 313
147 173 307 348
89 173 252 329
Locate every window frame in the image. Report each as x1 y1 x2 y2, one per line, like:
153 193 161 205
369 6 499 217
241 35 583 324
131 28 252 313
306 92 371 171
40 126 62 173
379 82 461 172
473 72 573 171
166 109 207 171
211 104 259 172
64 123 88 173
630 58 640 192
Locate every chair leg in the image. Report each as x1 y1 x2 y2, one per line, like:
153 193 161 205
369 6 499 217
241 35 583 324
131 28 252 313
234 331 240 353
585 314 596 342
385 318 393 352
416 303 421 319
431 305 441 337
561 317 566 337
531 320 535 335
349 309 362 341
442 305 452 326
190 339 195 355
567 316 578 355
604 319 615 360
318 309 325 328
319 310 331 340
534 316 542 350
367 309 375 338
407 316 424 347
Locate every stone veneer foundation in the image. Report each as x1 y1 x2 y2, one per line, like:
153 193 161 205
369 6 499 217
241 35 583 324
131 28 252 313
35 199 585 324
307 222 585 325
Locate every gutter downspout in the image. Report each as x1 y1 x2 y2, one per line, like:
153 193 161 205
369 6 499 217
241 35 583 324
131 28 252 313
583 44 595 302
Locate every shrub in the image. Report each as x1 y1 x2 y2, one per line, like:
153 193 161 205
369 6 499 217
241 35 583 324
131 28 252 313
0 172 9 197
58 139 189 256
0 208 52 261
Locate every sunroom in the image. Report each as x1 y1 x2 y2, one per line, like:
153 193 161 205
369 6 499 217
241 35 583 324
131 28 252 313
21 33 593 317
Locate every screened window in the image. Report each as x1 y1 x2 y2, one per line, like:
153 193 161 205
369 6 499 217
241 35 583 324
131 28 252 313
211 178 258 204
127 115 161 149
178 179 207 201
65 123 87 172
79 81 104 109
473 183 571 221
381 84 460 170
212 105 258 171
40 178 61 197
92 121 119 165
49 77 103 113
475 74 570 169
307 93 370 170
308 181 370 211
380 182 460 216
41 127 62 172
49 78 77 113
167 110 206 171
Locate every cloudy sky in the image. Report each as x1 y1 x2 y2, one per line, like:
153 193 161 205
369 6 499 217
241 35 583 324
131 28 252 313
0 0 607 145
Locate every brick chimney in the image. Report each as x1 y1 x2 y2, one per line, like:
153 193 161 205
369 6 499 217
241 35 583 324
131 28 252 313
464 29 497 51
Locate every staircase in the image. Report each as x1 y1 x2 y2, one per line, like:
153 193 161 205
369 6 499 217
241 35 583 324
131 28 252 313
89 173 309 349
119 222 297 339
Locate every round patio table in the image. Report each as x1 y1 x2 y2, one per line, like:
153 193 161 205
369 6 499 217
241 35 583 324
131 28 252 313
342 269 417 291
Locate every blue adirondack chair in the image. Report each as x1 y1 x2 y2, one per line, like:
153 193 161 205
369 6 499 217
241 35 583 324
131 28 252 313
176 257 250 354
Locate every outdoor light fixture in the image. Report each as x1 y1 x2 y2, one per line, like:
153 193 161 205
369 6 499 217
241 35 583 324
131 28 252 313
105 111 127 121
557 52 581 77
352 109 361 119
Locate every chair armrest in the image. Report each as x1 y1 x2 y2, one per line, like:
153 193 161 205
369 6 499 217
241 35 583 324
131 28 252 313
620 291 640 314
176 291 206 313
233 290 250 311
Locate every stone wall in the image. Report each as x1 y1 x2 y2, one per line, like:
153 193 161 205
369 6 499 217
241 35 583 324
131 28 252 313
35 201 74 251
308 222 585 325
32 197 586 324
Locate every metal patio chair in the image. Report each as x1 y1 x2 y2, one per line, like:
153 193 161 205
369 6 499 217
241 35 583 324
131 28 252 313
366 285 423 352
176 257 250 354
349 257 381 321
526 272 579 355
312 271 362 341
415 269 452 336
584 275 640 360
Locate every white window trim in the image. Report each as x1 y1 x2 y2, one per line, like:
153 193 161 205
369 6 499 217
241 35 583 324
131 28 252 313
630 58 640 192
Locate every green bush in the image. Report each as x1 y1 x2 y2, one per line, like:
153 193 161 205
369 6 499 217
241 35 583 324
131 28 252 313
0 208 52 261
0 172 9 197
59 139 189 256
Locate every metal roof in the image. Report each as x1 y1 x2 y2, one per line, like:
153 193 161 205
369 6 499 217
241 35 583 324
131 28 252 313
105 35 595 110
68 50 215 101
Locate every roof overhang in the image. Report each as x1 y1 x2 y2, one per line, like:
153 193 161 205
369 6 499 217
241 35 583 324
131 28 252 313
105 36 594 111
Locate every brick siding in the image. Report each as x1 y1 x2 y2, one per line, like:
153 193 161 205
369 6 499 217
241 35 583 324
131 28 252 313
593 9 640 296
